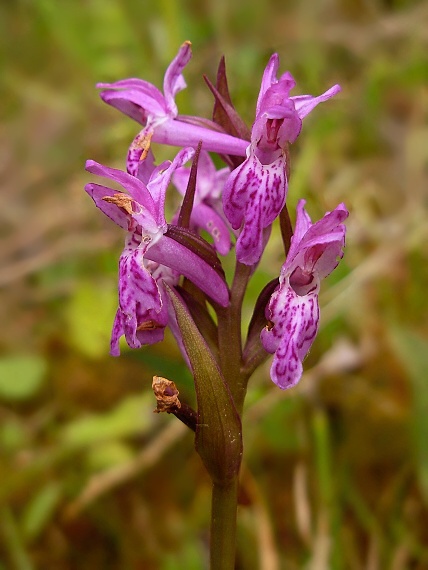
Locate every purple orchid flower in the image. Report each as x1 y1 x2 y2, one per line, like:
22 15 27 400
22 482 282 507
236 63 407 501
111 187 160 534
261 200 348 389
223 54 341 266
97 41 248 177
85 148 229 355
172 150 232 255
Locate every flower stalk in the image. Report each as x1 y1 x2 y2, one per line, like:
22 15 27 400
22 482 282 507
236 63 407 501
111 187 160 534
210 478 239 570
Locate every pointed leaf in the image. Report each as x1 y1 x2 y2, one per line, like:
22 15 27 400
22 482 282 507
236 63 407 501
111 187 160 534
204 73 251 141
166 285 242 483
214 56 251 141
215 57 233 102
279 200 293 256
177 141 202 229
175 286 219 362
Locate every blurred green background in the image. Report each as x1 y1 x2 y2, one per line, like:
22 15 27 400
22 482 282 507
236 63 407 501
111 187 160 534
1 0 428 568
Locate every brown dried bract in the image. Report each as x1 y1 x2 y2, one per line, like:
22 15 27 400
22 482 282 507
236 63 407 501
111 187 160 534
136 320 162 332
152 376 181 413
102 194 134 215
131 130 153 162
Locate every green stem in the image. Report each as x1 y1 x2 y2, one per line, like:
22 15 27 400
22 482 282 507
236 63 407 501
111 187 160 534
210 478 239 570
208 261 252 567
216 261 252 414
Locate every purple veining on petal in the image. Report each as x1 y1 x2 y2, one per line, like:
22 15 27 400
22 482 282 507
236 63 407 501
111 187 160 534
265 288 320 389
110 245 168 356
126 128 156 178
223 152 287 265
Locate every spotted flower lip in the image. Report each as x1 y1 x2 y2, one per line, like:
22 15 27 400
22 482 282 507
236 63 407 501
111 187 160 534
261 200 348 390
109 237 170 355
97 41 248 169
223 53 341 266
84 148 229 355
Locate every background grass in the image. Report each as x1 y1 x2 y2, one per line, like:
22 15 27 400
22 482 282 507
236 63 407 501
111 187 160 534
1 0 428 568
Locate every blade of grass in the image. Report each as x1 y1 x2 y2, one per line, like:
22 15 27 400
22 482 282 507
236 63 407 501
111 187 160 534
0 506 33 570
389 327 428 505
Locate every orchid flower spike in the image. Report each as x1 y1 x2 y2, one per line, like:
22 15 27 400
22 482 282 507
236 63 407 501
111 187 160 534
223 54 341 265
261 200 348 389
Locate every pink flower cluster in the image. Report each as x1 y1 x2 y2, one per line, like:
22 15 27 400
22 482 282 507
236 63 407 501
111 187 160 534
85 42 347 388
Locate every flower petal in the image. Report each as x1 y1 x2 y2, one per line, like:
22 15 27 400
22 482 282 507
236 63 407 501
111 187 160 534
85 160 162 237
286 200 348 270
98 79 167 122
85 183 130 230
147 147 195 221
152 119 248 157
256 53 279 115
289 199 312 248
223 151 287 264
299 202 348 246
172 150 224 201
85 160 156 214
286 201 348 282
261 285 320 389
111 245 168 356
110 308 125 356
126 128 156 178
191 203 231 255
146 235 229 307
291 84 341 120
163 41 192 115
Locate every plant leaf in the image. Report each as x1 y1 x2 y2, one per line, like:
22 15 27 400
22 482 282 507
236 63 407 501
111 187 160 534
166 285 242 483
